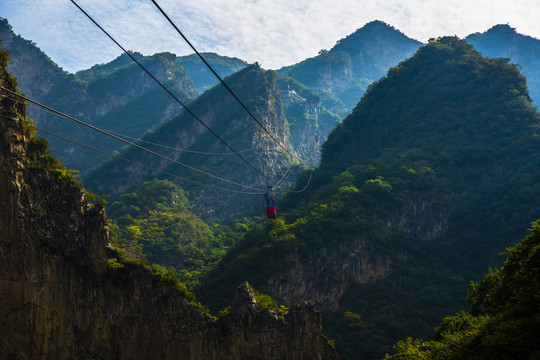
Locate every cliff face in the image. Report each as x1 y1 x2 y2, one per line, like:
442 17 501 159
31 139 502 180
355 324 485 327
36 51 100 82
0 63 337 359
267 240 393 310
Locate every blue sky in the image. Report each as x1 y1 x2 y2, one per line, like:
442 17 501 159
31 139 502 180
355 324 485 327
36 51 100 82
2 0 539 73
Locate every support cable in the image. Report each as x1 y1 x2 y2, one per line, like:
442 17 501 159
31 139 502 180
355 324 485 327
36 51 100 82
70 0 274 184
0 87 266 192
149 0 300 162
287 169 314 193
34 125 264 195
0 113 263 194
26 103 257 155
106 130 257 155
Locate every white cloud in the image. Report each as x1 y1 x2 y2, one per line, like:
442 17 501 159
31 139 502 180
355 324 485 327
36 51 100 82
1 0 540 73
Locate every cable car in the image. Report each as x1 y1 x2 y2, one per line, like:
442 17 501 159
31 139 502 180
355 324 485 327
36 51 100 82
266 198 277 219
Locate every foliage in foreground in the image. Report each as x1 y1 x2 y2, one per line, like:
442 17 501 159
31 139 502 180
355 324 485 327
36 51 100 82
384 220 540 360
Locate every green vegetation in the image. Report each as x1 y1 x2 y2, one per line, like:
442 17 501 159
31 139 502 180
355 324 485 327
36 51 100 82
108 179 252 289
27 137 78 182
384 220 540 360
466 24 540 106
0 45 8 69
195 37 540 359
75 52 144 83
279 20 422 114
252 286 289 320
176 52 247 93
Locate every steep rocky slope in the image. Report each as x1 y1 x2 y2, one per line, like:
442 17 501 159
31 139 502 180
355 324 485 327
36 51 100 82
0 55 337 359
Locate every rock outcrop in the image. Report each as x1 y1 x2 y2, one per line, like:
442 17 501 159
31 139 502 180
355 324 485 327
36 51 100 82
0 58 337 359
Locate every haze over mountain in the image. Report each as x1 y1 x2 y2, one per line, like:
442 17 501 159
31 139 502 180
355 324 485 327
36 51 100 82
0 18 197 172
278 21 423 112
84 64 293 219
196 36 540 359
466 24 540 106
0 18 249 175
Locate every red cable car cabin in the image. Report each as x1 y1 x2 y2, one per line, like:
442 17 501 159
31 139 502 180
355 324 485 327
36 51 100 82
266 198 277 219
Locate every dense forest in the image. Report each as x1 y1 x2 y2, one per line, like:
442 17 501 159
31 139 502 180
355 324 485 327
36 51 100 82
384 220 540 359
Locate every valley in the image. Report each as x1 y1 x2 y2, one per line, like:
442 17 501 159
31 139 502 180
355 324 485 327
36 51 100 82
1 14 540 360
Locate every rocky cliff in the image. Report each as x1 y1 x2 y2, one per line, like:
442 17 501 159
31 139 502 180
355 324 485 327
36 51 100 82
0 58 337 359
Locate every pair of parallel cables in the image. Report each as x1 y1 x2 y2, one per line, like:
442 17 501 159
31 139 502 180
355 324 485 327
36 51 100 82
1 1 313 195
71 0 307 193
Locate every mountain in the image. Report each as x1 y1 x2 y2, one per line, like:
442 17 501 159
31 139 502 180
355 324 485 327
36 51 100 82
385 220 540 360
106 179 245 289
0 49 337 360
196 37 540 359
272 21 423 165
0 18 198 173
176 52 248 93
278 21 423 111
84 64 295 219
466 24 540 106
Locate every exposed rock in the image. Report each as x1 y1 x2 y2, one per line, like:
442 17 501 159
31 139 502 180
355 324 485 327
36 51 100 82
232 283 258 315
267 240 392 310
0 59 337 359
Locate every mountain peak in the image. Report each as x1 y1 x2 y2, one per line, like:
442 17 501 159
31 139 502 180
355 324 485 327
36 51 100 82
363 20 397 30
332 20 418 50
466 23 531 41
487 23 517 33
331 20 421 56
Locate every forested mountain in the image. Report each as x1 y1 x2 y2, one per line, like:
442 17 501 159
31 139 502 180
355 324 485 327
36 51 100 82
466 24 540 106
176 52 248 93
106 179 254 289
271 21 423 160
385 220 540 359
278 21 423 112
0 18 198 173
84 64 295 219
196 37 540 359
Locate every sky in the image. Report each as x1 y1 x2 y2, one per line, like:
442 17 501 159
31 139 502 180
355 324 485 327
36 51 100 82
1 0 540 73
